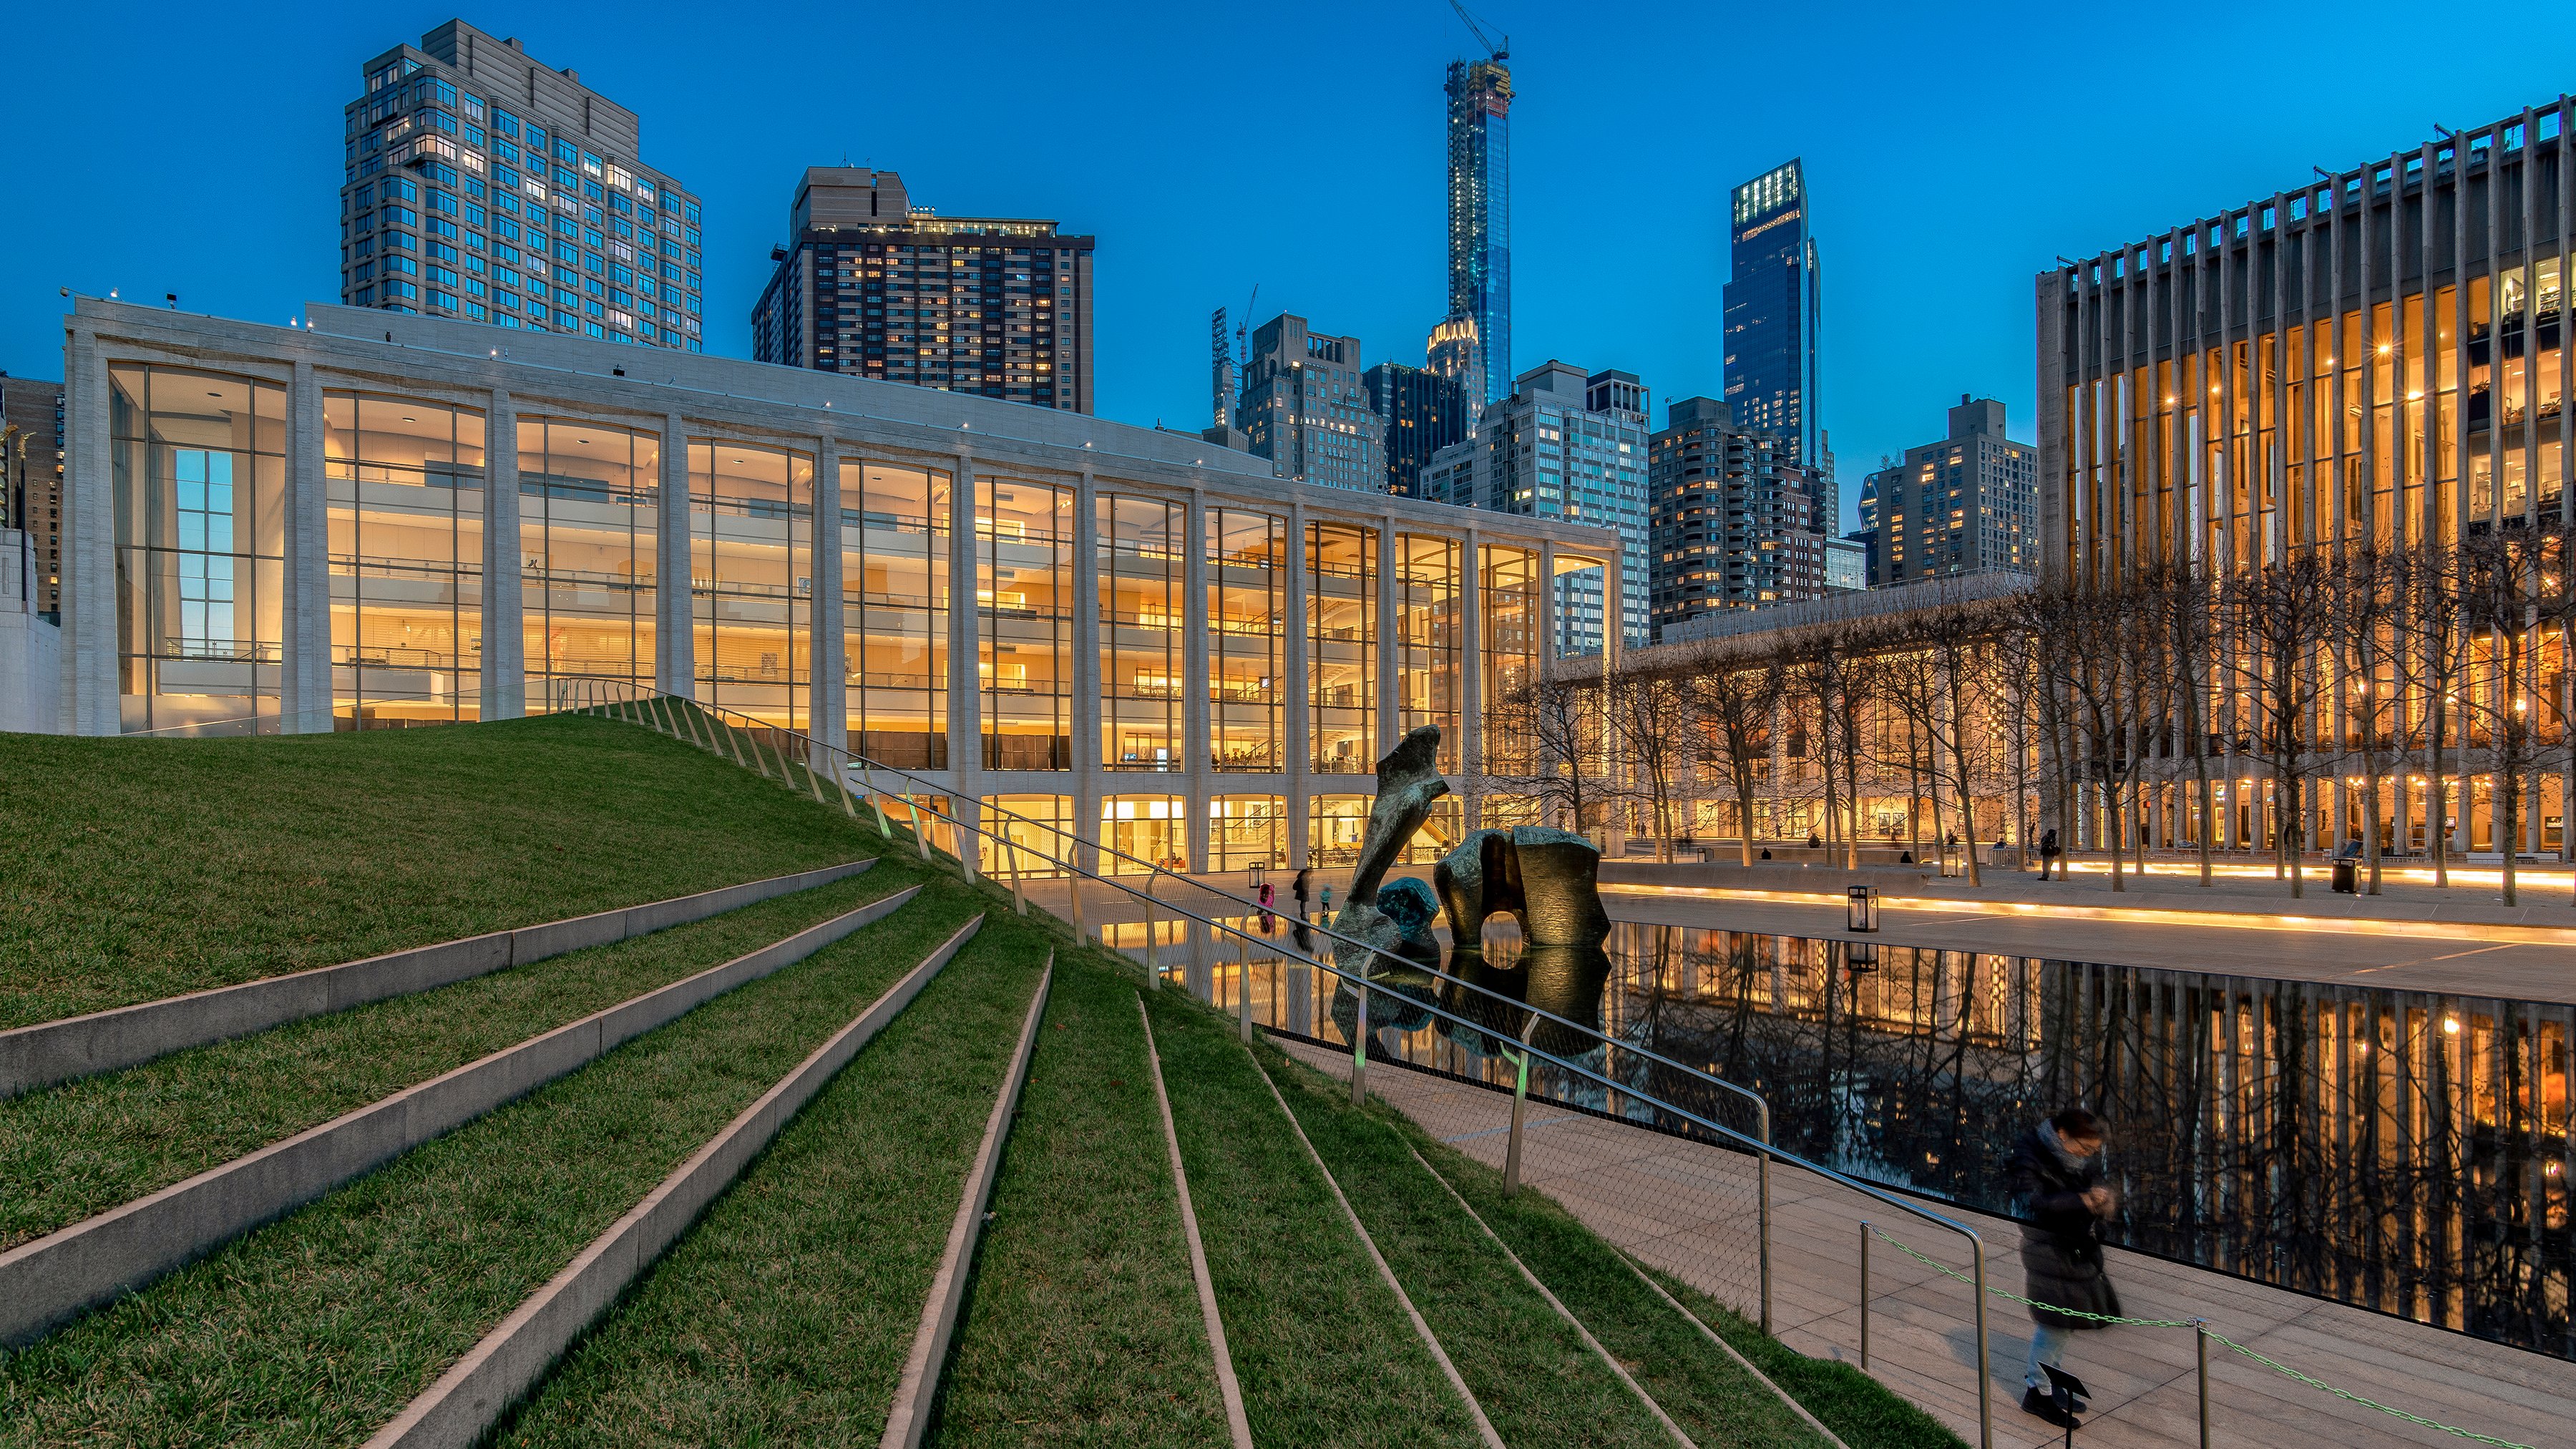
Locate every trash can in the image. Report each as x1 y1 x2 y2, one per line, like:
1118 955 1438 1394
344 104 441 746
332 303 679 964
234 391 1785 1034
2331 859 2358 894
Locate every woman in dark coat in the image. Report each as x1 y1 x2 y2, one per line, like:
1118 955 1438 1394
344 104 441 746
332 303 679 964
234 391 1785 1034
2009 1107 2119 1425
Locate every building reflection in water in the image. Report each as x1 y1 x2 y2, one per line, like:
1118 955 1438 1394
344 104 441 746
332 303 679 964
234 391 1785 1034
1138 913 2575 1356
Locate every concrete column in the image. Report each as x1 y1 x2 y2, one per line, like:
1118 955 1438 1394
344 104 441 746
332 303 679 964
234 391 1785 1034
1072 468 1103 872
283 358 330 733
1375 518 1399 756
1184 487 1211 870
1536 541 1557 680
62 326 116 735
480 388 522 718
1458 528 1483 826
948 453 979 812
656 414 691 698
1285 503 1310 869
809 445 846 755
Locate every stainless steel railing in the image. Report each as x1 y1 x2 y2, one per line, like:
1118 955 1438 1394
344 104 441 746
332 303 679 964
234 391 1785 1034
551 673 1999 1449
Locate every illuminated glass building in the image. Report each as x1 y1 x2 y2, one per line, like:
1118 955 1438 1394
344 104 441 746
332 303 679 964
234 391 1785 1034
1723 160 1823 469
1445 59 1512 406
340 21 702 351
53 300 1614 872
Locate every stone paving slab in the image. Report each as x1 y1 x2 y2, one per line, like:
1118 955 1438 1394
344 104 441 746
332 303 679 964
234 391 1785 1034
1280 1038 2576 1449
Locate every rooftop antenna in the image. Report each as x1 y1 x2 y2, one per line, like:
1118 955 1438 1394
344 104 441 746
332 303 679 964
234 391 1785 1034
1446 0 1508 59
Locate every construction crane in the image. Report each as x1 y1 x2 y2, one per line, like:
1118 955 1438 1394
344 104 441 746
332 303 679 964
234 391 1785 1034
1234 283 1259 369
1447 0 1507 60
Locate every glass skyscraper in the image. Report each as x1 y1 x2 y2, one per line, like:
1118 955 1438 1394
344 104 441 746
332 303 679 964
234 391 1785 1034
1445 59 1512 406
1722 160 1821 464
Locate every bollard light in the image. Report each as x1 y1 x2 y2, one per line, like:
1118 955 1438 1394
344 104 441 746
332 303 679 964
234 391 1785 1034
1847 884 1877 934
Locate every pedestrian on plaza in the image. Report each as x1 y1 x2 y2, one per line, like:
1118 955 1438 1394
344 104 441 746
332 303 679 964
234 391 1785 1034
1257 881 1275 935
1319 882 1334 922
2009 1107 2121 1428
2038 827 2060 881
1294 867 1312 917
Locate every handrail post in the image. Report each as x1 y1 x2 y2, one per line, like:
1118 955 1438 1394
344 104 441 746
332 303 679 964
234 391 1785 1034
1759 1100 1774 1334
1350 976 1370 1108
1236 930 1255 1043
1858 1219 1871 1368
1971 1234 1993 1449
1009 838 1028 915
2195 1319 2210 1449
904 795 932 864
1143 904 1158 981
829 757 859 819
1503 1040 1532 1199
860 763 891 838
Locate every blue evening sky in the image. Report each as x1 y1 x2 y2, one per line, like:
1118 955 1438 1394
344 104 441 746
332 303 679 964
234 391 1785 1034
0 3 2560 532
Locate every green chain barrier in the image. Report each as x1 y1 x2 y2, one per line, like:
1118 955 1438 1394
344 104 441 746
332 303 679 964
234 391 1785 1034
1865 1226 2532 1448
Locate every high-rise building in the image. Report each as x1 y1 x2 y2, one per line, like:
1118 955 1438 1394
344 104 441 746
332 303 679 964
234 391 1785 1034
1420 361 1650 651
1364 362 1469 497
341 21 703 350
1210 307 1237 430
1445 59 1512 405
2041 99 2570 585
751 168 1095 413
1723 160 1821 464
1865 395 2036 587
1646 396 1827 635
1236 315 1387 492
1427 313 1486 422
1824 537 1866 592
1 375 64 618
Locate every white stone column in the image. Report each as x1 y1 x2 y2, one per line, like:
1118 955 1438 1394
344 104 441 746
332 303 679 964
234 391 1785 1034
810 445 846 754
1184 486 1211 870
1284 503 1310 869
1071 468 1103 872
656 414 691 698
283 358 330 733
480 388 523 718
1536 541 1557 679
1458 527 1482 826
62 326 116 735
1375 517 1399 756
948 452 980 816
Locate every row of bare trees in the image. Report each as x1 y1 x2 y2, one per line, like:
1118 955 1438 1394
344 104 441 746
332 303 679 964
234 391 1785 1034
1494 529 2576 904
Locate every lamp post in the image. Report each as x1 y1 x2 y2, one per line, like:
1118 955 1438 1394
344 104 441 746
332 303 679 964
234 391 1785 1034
1846 884 1876 934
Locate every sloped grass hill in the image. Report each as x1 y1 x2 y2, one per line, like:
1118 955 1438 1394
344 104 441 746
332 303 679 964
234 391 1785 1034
0 713 861 1028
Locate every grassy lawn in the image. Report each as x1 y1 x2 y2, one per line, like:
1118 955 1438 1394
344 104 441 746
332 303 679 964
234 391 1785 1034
0 713 872 1028
0 890 977 1448
492 912 1055 1447
1254 1045 1689 1449
927 954 1228 1448
1147 987 1491 1449
0 865 920 1252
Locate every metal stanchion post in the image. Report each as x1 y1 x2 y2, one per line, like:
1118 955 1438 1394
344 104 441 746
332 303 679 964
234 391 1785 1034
859 764 891 838
904 796 932 863
1236 931 1253 1043
829 758 859 818
1859 1220 1871 1369
1503 1041 1531 1199
1757 1098 1775 1334
2196 1320 2210 1449
1971 1241 1993 1449
1350 978 1370 1108
1009 840 1027 915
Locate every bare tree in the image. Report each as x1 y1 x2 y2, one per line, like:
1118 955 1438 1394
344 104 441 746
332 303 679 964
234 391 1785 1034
2392 543 2476 887
2335 545 2403 894
1501 671 1604 838
2459 532 2546 906
1681 645 1782 867
1606 661 1694 862
2228 547 2337 897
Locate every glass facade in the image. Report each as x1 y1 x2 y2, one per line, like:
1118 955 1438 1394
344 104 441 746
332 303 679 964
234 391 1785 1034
1103 794 1186 872
1100 494 1184 771
844 462 949 769
326 394 485 725
1208 508 1284 771
519 417 658 703
1309 794 1372 867
689 440 812 727
980 793 1070 877
1395 535 1460 770
1479 543 1539 773
111 366 286 733
1308 521 1376 773
1209 794 1287 871
977 477 1073 770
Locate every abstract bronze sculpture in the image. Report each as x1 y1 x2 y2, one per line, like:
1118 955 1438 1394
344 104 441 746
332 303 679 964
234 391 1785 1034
1433 825 1612 960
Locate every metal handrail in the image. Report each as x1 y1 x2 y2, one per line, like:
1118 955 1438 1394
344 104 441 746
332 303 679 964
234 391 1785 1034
553 675 1771 1142
554 673 1994 1449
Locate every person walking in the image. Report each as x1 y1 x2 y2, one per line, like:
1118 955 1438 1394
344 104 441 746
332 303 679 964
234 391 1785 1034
2008 1108 2120 1428
1293 867 1312 919
2037 827 2060 881
1257 880 1276 935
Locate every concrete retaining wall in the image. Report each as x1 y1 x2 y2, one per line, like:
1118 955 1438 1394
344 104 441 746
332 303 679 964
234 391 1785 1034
0 859 874 1098
0 883 919 1348
363 914 989 1449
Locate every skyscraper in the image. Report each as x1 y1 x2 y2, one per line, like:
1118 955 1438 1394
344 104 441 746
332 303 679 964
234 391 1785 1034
1426 314 1485 423
1362 361 1468 497
1864 396 2036 587
751 168 1095 412
1646 396 1827 633
1722 160 1820 464
341 21 703 351
1445 58 1512 405
1420 361 1652 651
1236 314 1387 493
